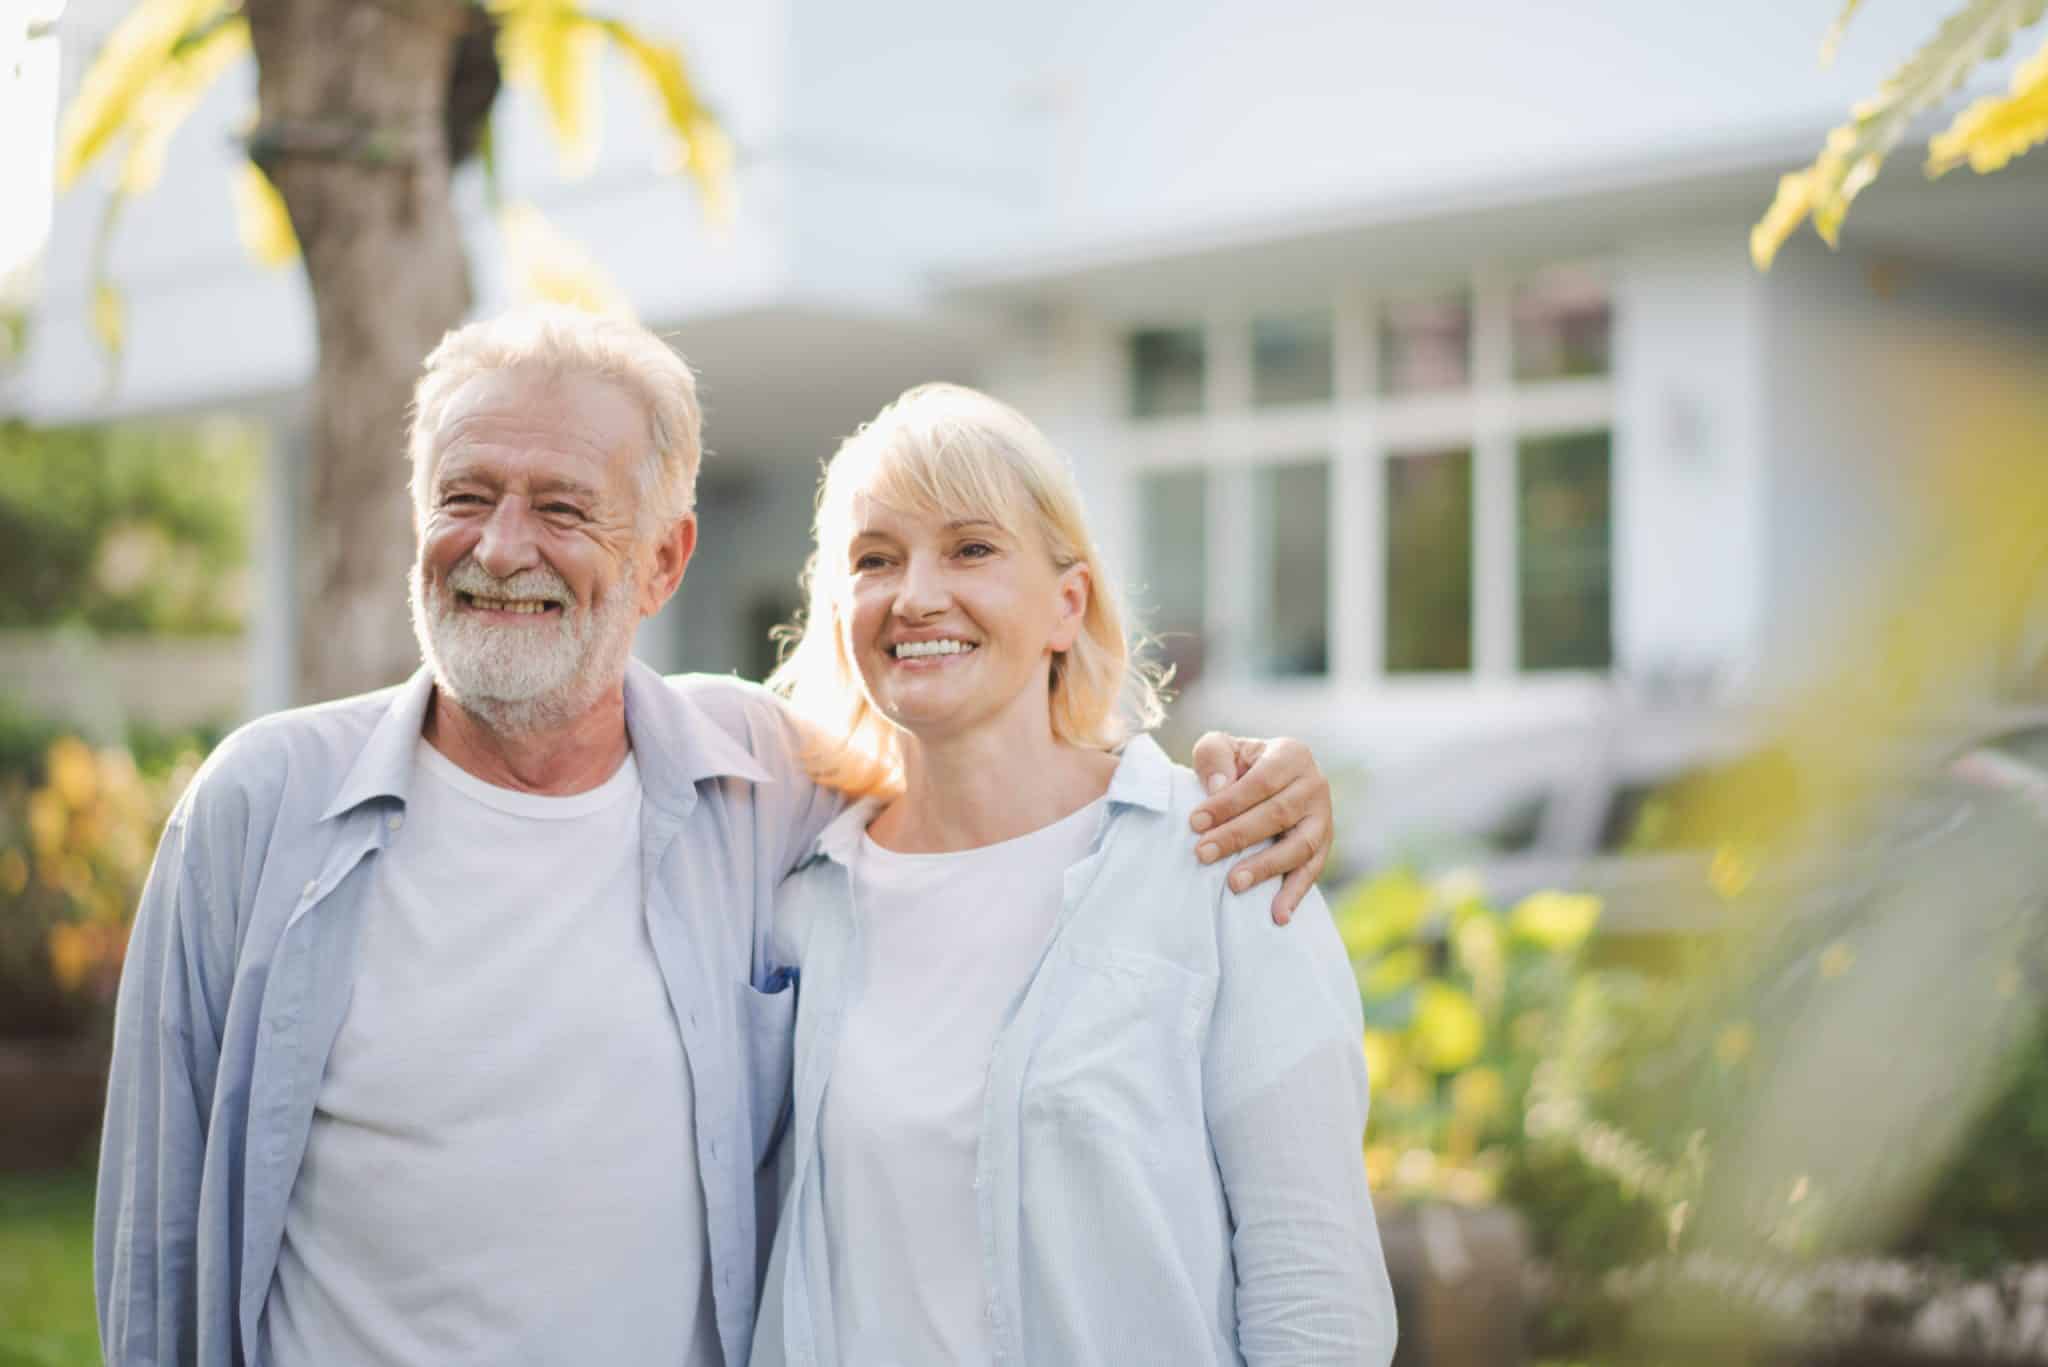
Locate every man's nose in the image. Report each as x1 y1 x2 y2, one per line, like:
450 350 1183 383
473 499 543 579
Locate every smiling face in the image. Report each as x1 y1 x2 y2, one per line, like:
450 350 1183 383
840 489 1089 747
408 366 694 731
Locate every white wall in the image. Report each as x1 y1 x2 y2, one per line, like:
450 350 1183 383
1760 243 2048 695
1611 225 1769 692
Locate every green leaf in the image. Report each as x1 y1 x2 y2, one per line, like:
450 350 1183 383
498 200 636 318
595 17 735 221
230 159 298 267
1928 34 2048 174
1821 0 1867 66
1753 0 2048 267
116 14 250 195
55 0 232 188
1362 945 1426 997
496 3 603 176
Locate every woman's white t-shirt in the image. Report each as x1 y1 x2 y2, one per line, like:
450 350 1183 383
820 798 1106 1366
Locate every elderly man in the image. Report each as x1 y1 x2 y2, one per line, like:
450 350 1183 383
96 309 1336 1367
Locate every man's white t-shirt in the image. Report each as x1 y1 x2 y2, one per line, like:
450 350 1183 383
261 740 719 1367
820 799 1105 1366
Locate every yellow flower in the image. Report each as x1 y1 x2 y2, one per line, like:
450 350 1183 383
48 923 96 992
1361 1029 1403 1085
1413 982 1486 1073
1334 870 1431 959
1362 946 1424 997
1709 845 1755 900
1451 1066 1507 1123
27 789 68 860
1509 891 1601 952
1715 1022 1755 1069
47 737 101 810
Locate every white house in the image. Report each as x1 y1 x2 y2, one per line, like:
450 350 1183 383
22 0 2048 772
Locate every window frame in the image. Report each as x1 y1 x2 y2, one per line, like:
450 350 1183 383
1119 264 1617 690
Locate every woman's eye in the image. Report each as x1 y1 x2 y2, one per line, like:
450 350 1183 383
957 541 995 559
853 553 888 571
443 492 486 507
541 503 584 519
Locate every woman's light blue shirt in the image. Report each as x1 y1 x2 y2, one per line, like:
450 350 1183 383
752 735 1398 1367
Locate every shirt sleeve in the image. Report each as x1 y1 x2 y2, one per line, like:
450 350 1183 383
96 796 227 1367
1203 881 1399 1366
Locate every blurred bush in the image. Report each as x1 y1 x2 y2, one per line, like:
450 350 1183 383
0 417 259 636
0 726 203 1040
1339 793 2048 1361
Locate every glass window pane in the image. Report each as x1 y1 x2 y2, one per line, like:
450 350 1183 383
1252 313 1334 407
1513 267 1612 381
1252 460 1329 676
1518 430 1612 670
1139 468 1208 687
1384 447 1473 672
1378 292 1470 395
1129 327 1205 418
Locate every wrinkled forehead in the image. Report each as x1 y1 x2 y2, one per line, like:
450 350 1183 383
430 367 647 489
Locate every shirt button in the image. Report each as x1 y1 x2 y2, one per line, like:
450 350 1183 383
386 812 403 832
301 880 317 899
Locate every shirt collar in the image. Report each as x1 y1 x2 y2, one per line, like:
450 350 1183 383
320 657 773 822
620 657 775 814
805 731 1174 868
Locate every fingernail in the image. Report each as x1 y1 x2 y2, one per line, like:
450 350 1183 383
1190 810 1212 833
1276 908 1293 926
1230 869 1251 893
1198 842 1220 864
1205 772 1227 795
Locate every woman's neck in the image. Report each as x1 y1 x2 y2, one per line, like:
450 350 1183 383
870 709 1117 854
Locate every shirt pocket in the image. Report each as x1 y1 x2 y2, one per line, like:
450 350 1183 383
1022 943 1217 1152
740 976 798 1169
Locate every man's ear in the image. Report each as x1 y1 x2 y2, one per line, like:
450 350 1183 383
639 514 698 618
1048 561 1091 653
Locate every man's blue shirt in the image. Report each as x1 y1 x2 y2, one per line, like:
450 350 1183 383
95 660 838 1367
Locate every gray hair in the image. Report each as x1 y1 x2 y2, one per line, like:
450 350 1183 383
408 307 704 531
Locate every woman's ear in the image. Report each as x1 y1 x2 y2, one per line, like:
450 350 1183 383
1049 561 1091 653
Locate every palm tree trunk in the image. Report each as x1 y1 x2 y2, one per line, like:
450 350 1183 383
244 0 476 701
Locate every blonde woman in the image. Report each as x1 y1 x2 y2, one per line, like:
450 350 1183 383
754 384 1396 1366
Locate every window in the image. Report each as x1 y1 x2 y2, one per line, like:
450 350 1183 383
1379 291 1471 395
1251 460 1329 675
1251 313 1334 407
1129 328 1205 418
1116 264 1614 692
1513 266 1612 381
1518 430 1611 670
1385 448 1473 672
1139 468 1208 686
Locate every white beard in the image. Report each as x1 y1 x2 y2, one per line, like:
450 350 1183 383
409 555 642 734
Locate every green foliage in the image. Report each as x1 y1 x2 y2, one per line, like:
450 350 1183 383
56 0 736 346
0 419 257 636
0 1169 98 1367
1896 1015 2048 1273
0 726 203 1040
1755 0 2048 267
1334 870 1611 1204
